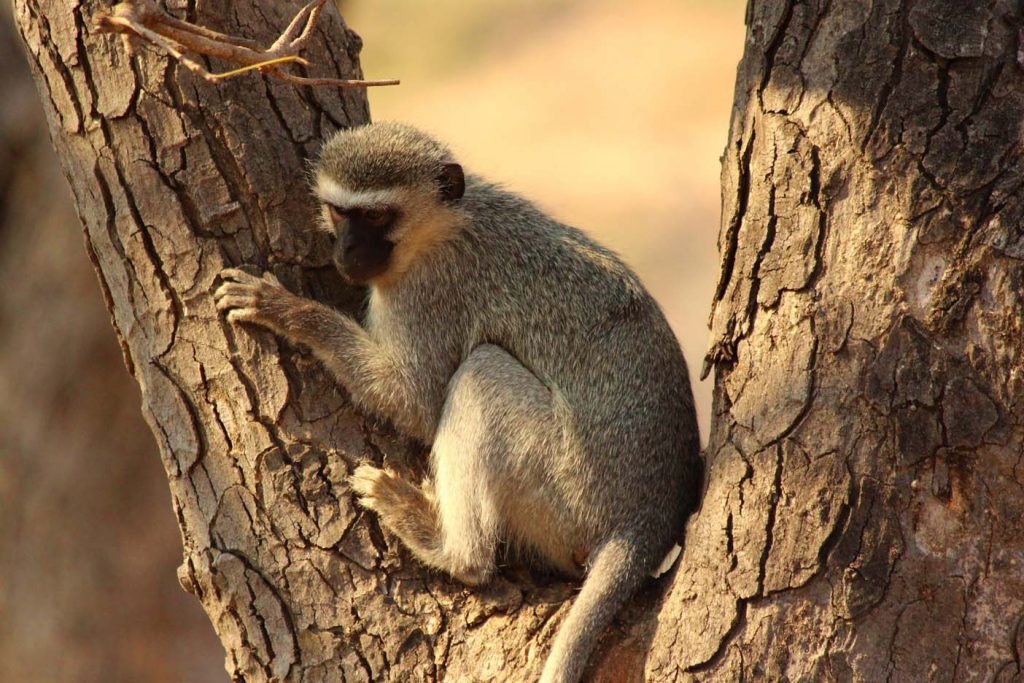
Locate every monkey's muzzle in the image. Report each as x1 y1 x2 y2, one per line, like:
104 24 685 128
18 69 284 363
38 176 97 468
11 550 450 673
334 237 394 285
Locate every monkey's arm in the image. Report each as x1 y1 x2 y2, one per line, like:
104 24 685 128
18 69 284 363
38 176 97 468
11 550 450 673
214 269 430 439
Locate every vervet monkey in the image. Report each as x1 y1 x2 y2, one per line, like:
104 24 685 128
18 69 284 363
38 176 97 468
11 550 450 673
215 122 703 683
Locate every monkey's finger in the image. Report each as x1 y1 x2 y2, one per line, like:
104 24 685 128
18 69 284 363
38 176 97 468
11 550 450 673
353 494 381 512
352 463 385 479
215 282 258 301
216 294 258 312
219 267 260 284
262 272 283 287
225 307 261 325
348 477 378 497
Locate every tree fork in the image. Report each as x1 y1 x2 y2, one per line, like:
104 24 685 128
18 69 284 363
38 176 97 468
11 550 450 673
15 0 1024 681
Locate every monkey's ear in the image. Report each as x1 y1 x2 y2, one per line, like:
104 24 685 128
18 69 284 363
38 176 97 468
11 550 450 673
437 163 465 202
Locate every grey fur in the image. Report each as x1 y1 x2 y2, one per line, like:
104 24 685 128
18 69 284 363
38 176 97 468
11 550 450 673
215 123 703 683
317 121 454 192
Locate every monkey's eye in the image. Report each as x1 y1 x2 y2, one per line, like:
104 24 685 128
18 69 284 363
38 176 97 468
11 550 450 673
362 207 393 227
326 204 345 223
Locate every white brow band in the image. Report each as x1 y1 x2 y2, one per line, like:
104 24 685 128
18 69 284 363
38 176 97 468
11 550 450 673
316 177 398 207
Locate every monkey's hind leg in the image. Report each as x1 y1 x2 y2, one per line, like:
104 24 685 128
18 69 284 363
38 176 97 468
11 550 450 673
429 343 572 584
351 343 569 586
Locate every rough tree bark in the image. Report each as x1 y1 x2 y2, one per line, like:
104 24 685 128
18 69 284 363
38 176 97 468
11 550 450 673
13 1 598 680
0 15 221 680
14 0 1024 682
643 0 1024 680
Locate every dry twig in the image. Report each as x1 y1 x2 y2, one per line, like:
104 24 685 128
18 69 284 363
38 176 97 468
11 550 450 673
94 0 399 89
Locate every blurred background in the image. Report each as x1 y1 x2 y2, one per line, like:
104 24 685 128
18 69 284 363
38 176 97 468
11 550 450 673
0 0 743 680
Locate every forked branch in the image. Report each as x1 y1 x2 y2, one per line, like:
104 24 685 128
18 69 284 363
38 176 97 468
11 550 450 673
94 0 399 88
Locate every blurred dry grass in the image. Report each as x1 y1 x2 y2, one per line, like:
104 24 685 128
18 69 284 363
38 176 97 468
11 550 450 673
347 0 746 438
1 1 743 679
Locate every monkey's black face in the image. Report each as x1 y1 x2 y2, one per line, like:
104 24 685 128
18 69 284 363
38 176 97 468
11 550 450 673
327 204 399 284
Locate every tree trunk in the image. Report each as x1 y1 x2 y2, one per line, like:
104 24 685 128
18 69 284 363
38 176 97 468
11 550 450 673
644 0 1024 680
12 1 592 680
15 0 1024 682
0 13 222 681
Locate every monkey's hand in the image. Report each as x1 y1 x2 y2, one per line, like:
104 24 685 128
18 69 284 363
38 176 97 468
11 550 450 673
215 268 301 337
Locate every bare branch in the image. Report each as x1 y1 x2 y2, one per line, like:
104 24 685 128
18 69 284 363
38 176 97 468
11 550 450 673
94 0 400 88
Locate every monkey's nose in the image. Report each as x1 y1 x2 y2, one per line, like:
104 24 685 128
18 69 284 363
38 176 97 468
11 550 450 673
339 232 362 257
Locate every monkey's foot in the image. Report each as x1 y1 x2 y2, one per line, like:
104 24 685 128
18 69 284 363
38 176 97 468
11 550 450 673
349 464 440 550
349 465 490 585
349 464 429 525
214 268 292 331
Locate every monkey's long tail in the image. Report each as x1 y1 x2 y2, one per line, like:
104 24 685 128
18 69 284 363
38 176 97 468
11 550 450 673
539 535 651 683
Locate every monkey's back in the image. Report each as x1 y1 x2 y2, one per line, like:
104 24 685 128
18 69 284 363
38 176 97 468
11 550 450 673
450 181 702 550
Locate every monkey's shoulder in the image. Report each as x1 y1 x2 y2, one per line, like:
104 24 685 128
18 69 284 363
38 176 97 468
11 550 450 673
460 182 648 302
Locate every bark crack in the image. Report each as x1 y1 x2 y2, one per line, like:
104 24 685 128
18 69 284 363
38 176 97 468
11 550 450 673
862 1 912 155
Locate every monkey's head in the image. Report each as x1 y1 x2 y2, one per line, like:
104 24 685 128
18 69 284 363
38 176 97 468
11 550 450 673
313 122 466 287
